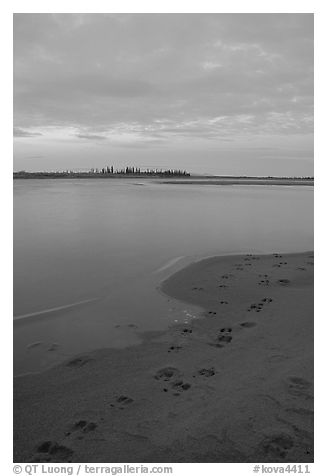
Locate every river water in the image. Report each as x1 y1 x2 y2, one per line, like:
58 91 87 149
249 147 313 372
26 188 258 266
13 179 313 374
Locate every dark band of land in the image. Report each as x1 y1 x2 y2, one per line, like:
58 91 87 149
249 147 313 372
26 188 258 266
13 171 313 186
159 177 313 186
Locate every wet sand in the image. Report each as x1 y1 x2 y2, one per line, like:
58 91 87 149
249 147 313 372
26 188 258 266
14 252 314 463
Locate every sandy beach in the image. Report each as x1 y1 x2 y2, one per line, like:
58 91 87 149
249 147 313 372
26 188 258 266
14 251 313 463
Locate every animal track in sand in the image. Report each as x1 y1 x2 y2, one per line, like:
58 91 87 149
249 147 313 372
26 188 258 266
168 345 182 353
209 321 260 348
218 335 233 343
181 328 192 334
171 380 192 396
197 367 216 377
216 328 233 344
258 279 270 286
114 323 138 329
154 367 191 396
110 395 134 410
261 297 273 303
287 376 312 399
208 342 224 348
65 420 97 438
247 297 272 312
47 343 59 352
278 279 290 285
239 322 257 328
154 367 182 382
297 267 306 271
66 355 93 368
220 301 228 305
220 327 232 333
234 263 244 270
32 441 74 463
261 433 294 459
27 341 43 349
218 284 228 288
248 303 262 312
244 255 260 261
286 407 313 417
192 287 204 291
208 311 217 315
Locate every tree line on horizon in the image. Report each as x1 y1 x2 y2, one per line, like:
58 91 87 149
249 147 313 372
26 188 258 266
90 166 190 176
14 166 191 177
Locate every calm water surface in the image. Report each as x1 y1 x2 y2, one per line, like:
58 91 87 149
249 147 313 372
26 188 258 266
13 179 313 374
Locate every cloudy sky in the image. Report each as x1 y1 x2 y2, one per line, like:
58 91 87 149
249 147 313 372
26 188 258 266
13 13 313 175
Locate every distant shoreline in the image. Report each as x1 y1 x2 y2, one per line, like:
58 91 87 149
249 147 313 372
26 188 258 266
159 178 314 186
13 172 314 186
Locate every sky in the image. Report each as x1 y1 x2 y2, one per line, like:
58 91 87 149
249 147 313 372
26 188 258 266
13 13 314 176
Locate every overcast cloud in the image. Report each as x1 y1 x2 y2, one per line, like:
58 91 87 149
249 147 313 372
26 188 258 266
13 13 313 175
